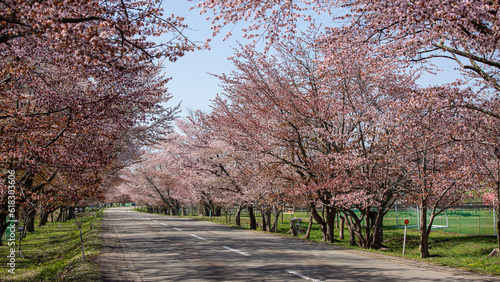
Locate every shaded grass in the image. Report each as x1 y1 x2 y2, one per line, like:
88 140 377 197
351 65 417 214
0 210 104 281
135 207 500 277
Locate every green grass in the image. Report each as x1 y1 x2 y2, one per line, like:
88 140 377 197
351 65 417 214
382 208 497 235
363 229 500 276
135 207 500 277
0 210 104 281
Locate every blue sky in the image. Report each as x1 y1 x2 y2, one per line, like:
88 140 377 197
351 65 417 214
161 1 463 116
161 0 240 114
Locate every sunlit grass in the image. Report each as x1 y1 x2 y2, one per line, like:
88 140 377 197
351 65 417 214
0 210 103 281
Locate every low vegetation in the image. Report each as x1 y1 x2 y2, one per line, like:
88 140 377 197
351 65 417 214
0 210 103 281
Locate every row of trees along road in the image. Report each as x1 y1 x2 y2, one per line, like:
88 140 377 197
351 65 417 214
0 0 194 242
117 0 500 259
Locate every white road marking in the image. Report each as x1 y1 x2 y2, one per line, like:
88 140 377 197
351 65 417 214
173 227 182 231
160 223 168 226
285 270 322 282
153 220 158 223
222 246 250 257
190 234 206 240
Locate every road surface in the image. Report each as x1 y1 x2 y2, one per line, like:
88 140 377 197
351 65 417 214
98 207 499 281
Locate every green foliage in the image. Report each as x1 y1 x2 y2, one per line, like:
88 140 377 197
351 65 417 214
0 211 103 281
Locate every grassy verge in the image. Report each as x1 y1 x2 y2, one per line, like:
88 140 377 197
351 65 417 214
0 210 104 281
134 207 500 277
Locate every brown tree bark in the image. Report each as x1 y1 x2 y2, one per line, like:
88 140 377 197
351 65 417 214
248 206 257 230
309 202 328 242
302 215 314 239
25 208 36 232
261 210 267 231
67 207 76 221
325 206 336 243
271 209 280 233
39 210 50 226
235 206 243 226
496 182 500 253
0 213 8 246
289 219 298 236
339 215 345 240
419 204 430 258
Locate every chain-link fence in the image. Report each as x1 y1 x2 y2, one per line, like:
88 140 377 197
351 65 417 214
382 203 496 236
183 203 496 236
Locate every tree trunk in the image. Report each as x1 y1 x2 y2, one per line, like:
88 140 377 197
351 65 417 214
364 207 371 248
248 206 257 230
370 206 386 249
56 207 64 222
235 206 243 226
371 215 385 249
67 207 76 221
266 210 272 231
325 206 336 243
348 221 357 246
261 210 267 232
309 202 328 241
25 208 36 232
39 210 50 226
198 200 204 216
215 207 222 216
302 215 314 239
272 209 280 233
0 213 8 246
339 215 345 240
496 182 500 252
289 219 298 236
419 204 430 258
344 211 358 246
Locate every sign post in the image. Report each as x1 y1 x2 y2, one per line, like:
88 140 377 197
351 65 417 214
402 219 409 255
76 221 85 261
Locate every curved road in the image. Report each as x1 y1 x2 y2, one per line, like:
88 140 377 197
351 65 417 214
98 207 499 281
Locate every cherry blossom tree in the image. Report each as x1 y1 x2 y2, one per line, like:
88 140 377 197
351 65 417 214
196 0 500 95
0 0 193 238
387 87 478 258
205 32 421 244
194 0 499 256
465 104 500 254
175 115 281 229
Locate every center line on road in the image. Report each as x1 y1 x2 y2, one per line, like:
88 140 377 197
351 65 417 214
222 246 250 257
286 270 322 282
190 234 206 240
173 227 182 231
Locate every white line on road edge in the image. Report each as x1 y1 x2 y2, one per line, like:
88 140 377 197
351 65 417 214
173 227 182 231
190 234 206 240
222 246 250 257
285 270 322 282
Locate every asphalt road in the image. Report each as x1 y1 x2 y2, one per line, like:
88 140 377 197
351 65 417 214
98 207 499 281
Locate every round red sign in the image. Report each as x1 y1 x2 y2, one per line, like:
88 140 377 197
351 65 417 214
404 219 409 225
